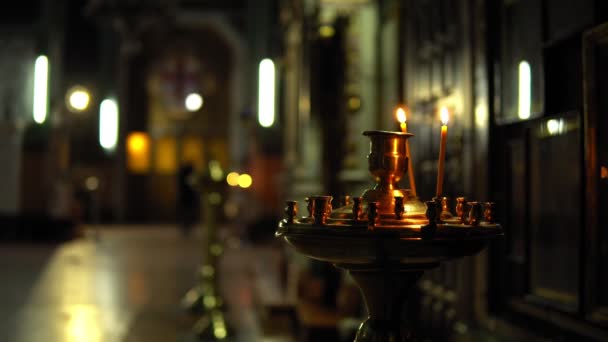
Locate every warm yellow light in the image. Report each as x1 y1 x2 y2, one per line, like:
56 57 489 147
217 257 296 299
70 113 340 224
70 91 90 110
226 172 240 186
128 134 146 153
348 96 361 111
319 25 335 38
212 311 228 339
396 107 406 124
127 132 151 173
474 103 488 128
154 137 177 174
546 118 565 136
84 176 99 191
238 173 252 188
518 61 531 119
99 98 119 151
601 166 608 179
67 86 91 112
33 55 49 124
203 295 217 309
185 93 203 112
215 328 227 339
440 107 450 125
65 304 102 342
547 119 559 135
209 160 223 182
258 59 275 127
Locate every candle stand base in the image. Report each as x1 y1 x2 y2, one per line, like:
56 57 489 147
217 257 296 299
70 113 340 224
277 223 498 341
348 266 425 342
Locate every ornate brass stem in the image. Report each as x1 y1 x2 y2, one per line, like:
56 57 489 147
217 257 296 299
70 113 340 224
347 267 427 342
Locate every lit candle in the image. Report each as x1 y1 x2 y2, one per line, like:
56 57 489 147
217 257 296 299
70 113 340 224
396 106 417 196
396 107 407 132
436 107 449 198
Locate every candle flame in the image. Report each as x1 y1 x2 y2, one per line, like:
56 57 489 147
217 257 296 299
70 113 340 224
440 107 449 125
396 107 407 123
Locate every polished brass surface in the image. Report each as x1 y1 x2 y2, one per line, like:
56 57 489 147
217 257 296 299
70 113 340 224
309 196 333 225
466 201 482 226
353 196 363 223
276 130 502 233
360 131 427 220
456 197 466 223
484 202 495 223
285 200 297 224
440 196 454 220
305 197 313 218
277 130 503 341
363 130 411 193
277 223 495 265
340 195 352 207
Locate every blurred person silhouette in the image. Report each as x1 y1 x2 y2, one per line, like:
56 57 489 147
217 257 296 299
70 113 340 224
177 162 198 236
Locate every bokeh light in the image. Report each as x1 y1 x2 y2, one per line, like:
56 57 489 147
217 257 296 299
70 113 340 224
226 172 239 186
185 93 203 112
237 174 252 188
66 86 91 112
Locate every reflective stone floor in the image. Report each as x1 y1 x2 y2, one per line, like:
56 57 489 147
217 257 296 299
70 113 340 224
0 225 288 342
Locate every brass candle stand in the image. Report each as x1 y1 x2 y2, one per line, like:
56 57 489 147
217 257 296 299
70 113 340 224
276 130 502 342
181 172 230 341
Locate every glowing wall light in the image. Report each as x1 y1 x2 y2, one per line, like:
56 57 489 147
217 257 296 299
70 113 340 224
85 176 99 191
185 93 204 112
99 98 119 151
226 172 240 186
33 55 49 124
546 118 565 136
258 58 275 127
154 136 177 174
238 173 253 188
319 25 335 38
126 132 151 173
518 61 531 120
67 86 91 112
546 119 559 135
65 304 102 341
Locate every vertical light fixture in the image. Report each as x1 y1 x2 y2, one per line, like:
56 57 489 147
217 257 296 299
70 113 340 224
33 55 49 124
518 60 531 120
99 98 119 151
258 58 275 127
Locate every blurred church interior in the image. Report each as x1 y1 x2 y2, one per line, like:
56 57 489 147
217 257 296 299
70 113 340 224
0 0 607 341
